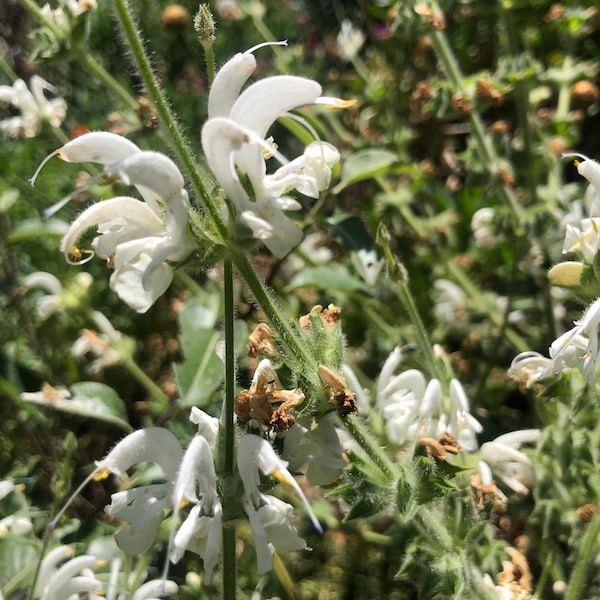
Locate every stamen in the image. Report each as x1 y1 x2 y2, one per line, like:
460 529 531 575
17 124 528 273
593 220 599 234
29 150 58 186
272 468 323 535
245 40 288 55
316 97 358 110
42 169 108 220
67 246 95 266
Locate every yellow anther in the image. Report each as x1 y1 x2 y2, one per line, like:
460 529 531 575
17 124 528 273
326 98 358 110
272 469 293 487
593 220 599 233
92 468 111 482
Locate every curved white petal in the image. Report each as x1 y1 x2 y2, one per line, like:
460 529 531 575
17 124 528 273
230 76 322 186
95 427 183 479
208 51 257 119
230 75 322 138
23 271 63 294
58 131 141 164
60 196 163 261
110 240 174 314
107 484 171 554
201 117 252 208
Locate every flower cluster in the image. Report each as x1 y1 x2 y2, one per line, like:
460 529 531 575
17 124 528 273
509 155 600 388
201 42 347 257
33 132 194 312
51 410 321 584
376 346 482 451
0 76 66 138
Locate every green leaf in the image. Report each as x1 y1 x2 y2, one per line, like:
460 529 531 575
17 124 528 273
287 266 370 294
174 295 247 407
21 382 132 431
67 382 132 430
0 536 39 593
8 218 69 242
333 149 398 193
0 189 19 213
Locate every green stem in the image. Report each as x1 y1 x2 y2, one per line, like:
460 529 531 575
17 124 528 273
566 508 600 600
26 526 52 600
222 258 236 478
228 247 320 378
121 356 170 411
112 0 226 236
79 53 139 112
221 257 237 599
344 415 395 480
428 1 523 222
397 278 442 382
222 525 237 599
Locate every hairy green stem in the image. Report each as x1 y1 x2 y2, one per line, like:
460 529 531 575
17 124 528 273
397 279 443 382
221 257 237 599
112 0 225 236
428 1 523 221
228 246 320 378
566 507 600 600
344 415 395 480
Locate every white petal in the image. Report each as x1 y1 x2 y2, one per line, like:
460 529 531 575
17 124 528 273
577 158 600 198
132 579 178 600
106 151 185 206
23 271 63 294
60 196 163 261
109 239 174 313
96 427 183 479
201 117 252 208
230 75 322 138
58 132 140 164
208 51 257 118
173 435 217 505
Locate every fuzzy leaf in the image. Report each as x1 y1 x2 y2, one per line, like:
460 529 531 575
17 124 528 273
333 149 398 193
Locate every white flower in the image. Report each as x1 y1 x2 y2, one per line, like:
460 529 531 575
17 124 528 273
283 414 346 486
94 428 183 554
336 19 365 61
480 429 540 494
433 279 466 323
562 218 600 261
50 428 183 556
546 296 600 385
0 76 66 138
23 271 93 319
471 207 501 249
36 132 194 312
237 434 321 574
201 43 345 257
0 515 33 536
94 556 177 600
376 348 482 450
507 351 552 388
560 154 600 261
167 435 222 584
33 545 104 600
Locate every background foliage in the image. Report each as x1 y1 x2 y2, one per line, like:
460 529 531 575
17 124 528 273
2 0 600 598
